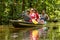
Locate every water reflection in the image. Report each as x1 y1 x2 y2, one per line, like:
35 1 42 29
0 23 60 40
9 25 50 40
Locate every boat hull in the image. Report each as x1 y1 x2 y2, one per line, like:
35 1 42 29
10 20 44 28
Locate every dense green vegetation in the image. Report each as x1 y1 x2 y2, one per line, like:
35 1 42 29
0 0 60 24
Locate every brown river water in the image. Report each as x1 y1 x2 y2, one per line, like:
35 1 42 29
0 22 60 40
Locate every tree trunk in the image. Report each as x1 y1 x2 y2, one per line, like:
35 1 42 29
22 0 25 11
28 0 33 8
1 0 6 24
35 0 39 8
42 0 46 10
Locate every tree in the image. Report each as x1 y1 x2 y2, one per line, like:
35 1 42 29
0 0 60 24
22 0 25 11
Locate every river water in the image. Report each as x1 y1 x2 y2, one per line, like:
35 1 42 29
0 22 60 40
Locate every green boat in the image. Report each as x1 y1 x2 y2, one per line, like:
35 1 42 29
10 20 44 28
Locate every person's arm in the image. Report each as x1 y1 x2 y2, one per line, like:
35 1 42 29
46 14 49 20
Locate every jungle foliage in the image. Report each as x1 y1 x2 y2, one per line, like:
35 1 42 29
0 0 60 24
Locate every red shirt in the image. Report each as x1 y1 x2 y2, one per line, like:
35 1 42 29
35 12 39 20
29 12 39 22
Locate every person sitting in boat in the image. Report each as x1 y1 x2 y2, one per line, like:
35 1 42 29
40 10 49 24
22 10 31 22
29 8 40 24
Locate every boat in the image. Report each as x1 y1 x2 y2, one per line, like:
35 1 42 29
10 20 44 28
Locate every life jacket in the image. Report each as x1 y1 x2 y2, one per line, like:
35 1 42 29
29 13 39 23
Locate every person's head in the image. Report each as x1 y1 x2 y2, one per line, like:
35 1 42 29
30 8 34 13
30 8 34 10
33 9 38 13
27 10 30 15
41 10 45 14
